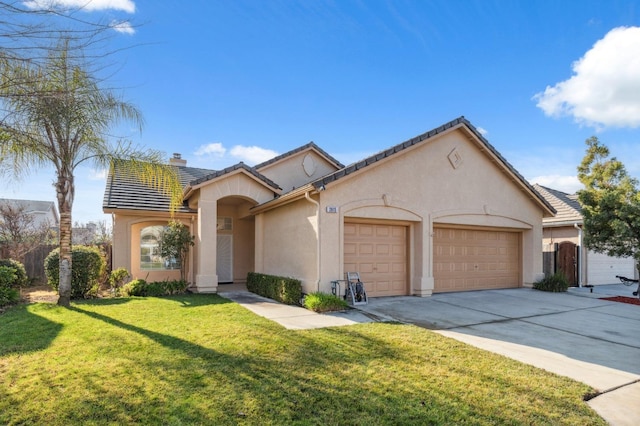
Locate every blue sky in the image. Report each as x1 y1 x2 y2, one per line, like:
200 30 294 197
3 0 640 224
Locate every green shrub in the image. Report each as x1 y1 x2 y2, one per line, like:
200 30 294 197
162 279 188 295
0 259 28 287
121 279 148 296
108 268 130 296
44 246 106 299
121 279 188 297
246 272 302 305
303 292 348 312
0 266 20 307
533 272 569 292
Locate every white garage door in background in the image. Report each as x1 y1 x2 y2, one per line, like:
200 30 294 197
587 251 635 285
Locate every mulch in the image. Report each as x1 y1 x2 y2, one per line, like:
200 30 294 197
600 296 640 306
20 285 59 304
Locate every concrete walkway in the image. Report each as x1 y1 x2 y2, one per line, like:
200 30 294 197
219 291 375 329
219 285 640 425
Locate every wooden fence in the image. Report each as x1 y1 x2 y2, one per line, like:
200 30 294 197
1 244 112 284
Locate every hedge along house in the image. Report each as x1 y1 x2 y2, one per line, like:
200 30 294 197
103 117 555 296
534 184 637 286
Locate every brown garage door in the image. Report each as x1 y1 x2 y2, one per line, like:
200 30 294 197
344 222 408 297
434 227 520 293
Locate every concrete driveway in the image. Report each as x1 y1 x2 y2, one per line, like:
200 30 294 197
356 285 640 426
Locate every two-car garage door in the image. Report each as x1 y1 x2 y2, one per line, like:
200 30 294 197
433 227 521 292
344 222 521 297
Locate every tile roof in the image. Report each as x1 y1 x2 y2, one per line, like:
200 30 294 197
310 116 555 216
255 141 344 170
103 164 214 213
104 161 281 214
533 184 583 225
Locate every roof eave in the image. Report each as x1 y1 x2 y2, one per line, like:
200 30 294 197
250 184 316 215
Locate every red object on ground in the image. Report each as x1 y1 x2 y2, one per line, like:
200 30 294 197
600 296 640 306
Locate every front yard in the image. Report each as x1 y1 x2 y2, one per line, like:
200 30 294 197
0 295 604 425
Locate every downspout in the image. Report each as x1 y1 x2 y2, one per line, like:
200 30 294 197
190 215 195 287
304 191 321 292
574 223 583 287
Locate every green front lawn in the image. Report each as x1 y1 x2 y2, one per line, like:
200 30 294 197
0 295 604 425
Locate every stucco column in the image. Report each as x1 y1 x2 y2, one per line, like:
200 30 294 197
524 227 544 287
254 213 264 272
196 199 218 293
111 214 130 272
413 220 434 297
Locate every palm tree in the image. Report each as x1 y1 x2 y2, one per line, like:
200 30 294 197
0 38 182 307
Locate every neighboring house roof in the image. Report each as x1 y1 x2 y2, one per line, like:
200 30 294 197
255 141 344 171
533 184 583 226
0 198 59 226
309 116 555 216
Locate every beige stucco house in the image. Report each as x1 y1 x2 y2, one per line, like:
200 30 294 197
534 184 637 286
103 117 555 297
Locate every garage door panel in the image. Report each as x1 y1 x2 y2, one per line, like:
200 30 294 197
359 263 374 273
344 243 356 256
360 244 374 255
434 227 520 293
344 222 408 297
376 244 390 255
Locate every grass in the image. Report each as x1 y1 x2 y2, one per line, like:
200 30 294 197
0 295 604 425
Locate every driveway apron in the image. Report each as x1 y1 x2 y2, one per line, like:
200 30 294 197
356 287 640 426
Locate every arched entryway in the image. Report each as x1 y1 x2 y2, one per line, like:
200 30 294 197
216 196 257 285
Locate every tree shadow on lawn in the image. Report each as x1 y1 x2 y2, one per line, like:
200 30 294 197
61 306 434 424
0 295 600 425
0 304 63 356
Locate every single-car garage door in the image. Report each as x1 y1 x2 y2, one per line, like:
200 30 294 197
434 227 520 293
344 222 408 297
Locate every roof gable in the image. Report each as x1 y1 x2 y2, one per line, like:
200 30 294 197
183 162 281 198
311 117 555 217
255 141 344 171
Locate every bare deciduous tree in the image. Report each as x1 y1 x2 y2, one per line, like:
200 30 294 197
0 202 54 262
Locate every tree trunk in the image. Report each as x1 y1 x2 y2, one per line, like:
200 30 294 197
56 171 74 307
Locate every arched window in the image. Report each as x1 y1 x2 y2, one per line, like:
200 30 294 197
140 225 180 270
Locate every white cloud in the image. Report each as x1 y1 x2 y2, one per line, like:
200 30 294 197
195 142 226 157
23 0 136 13
111 20 135 35
229 146 279 165
476 127 488 136
534 26 640 129
529 175 583 194
193 143 277 166
88 168 108 180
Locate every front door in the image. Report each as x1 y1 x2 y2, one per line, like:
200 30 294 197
217 235 233 283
